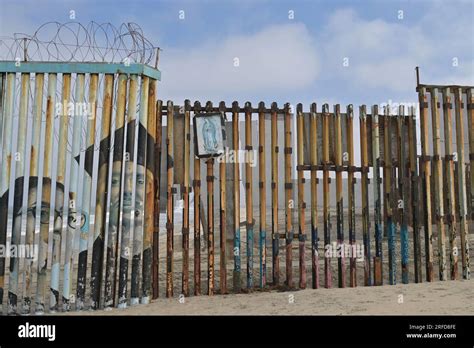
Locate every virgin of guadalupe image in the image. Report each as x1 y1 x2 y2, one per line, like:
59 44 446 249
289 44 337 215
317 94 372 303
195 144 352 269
202 118 219 153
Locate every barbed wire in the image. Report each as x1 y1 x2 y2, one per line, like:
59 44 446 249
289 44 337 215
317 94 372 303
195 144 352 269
0 22 156 155
0 21 158 64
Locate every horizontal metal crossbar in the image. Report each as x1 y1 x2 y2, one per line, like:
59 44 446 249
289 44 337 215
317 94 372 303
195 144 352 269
0 61 161 80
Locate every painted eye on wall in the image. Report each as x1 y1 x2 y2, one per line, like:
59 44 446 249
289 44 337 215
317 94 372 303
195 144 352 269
68 213 77 228
79 213 87 228
26 207 36 218
40 207 50 225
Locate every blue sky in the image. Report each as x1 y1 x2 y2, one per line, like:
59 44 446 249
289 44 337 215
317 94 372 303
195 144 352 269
0 0 473 108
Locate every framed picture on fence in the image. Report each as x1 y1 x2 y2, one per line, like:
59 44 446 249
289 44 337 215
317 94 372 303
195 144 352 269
193 112 226 158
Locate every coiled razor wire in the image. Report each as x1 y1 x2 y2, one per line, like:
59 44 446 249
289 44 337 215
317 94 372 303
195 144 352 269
0 22 157 163
0 21 158 64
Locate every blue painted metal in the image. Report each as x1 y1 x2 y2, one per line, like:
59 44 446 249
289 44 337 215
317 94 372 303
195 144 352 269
374 222 382 264
234 227 241 283
0 61 161 80
401 224 409 284
387 219 396 285
247 223 254 288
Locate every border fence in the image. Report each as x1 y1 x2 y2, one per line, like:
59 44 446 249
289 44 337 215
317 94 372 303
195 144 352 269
0 60 472 314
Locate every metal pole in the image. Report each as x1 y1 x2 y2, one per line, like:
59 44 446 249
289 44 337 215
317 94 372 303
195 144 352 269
0 73 15 311
322 103 332 288
232 101 241 292
383 106 396 285
334 104 345 288
34 73 55 313
90 73 115 309
310 103 319 289
296 103 306 289
429 88 447 280
219 101 227 294
182 99 191 297
371 105 383 285
407 106 422 283
442 88 458 280
103 73 127 308
142 77 156 303
117 74 138 308
258 102 266 289
153 99 163 299
130 76 150 305
63 73 85 311
284 103 294 288
467 88 474 223
166 100 174 298
454 87 470 280
398 106 409 284
0 73 4 150
347 105 356 287
207 157 215 295
22 73 44 314
76 73 98 310
50 73 71 312
418 86 434 282
244 102 254 289
7 73 30 314
359 105 371 286
193 101 202 295
270 102 279 286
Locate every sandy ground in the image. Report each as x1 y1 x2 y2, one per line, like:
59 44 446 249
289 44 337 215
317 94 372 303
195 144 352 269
55 208 474 316
4 210 474 315
65 279 474 315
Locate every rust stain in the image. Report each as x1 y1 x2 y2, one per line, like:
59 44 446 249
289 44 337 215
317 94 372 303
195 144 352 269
7 155 11 174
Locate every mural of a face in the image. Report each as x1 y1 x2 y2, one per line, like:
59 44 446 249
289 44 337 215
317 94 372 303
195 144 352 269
52 185 65 240
133 166 146 252
25 180 49 241
121 165 134 243
109 171 122 234
67 204 86 232
3 177 64 313
11 178 63 253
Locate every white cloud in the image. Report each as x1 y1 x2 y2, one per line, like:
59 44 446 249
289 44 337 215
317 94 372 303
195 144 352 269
320 9 431 92
159 23 319 101
318 6 473 92
156 4 472 102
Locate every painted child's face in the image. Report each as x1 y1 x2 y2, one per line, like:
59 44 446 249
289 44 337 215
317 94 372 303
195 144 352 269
134 166 146 231
109 171 122 229
17 181 65 242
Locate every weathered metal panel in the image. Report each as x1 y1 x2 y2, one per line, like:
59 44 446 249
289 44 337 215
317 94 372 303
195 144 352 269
49 73 71 312
76 73 99 310
142 78 157 302
62 73 85 311
104 73 128 308
118 75 138 308
35 73 56 313
22 72 44 314
8 73 30 314
90 73 115 309
130 76 150 304
173 106 185 186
